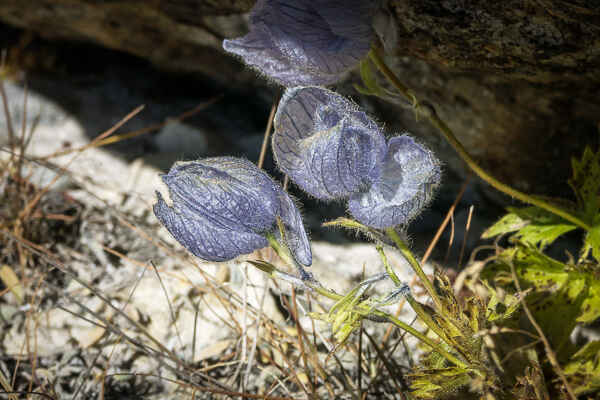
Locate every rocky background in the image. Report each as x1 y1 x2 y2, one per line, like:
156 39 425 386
1 0 598 195
0 1 599 397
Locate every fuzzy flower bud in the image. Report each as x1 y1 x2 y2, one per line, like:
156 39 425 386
348 135 441 228
154 157 311 266
223 0 376 87
273 86 387 200
272 86 441 229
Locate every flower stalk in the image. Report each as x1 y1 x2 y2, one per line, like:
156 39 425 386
385 228 444 312
369 48 591 232
264 238 467 369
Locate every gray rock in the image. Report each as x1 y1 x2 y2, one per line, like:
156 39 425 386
1 0 598 199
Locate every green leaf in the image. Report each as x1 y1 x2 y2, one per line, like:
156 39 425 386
511 245 569 287
569 146 600 221
577 274 600 323
359 58 385 97
482 206 577 248
410 367 472 399
584 224 600 261
564 341 600 395
490 245 600 335
481 212 527 239
485 283 521 323
528 276 587 349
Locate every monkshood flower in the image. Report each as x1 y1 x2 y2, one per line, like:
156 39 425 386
153 157 312 267
272 86 441 228
348 135 442 228
273 86 387 200
223 0 376 86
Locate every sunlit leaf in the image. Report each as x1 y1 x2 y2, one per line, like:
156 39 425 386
564 341 600 395
482 212 527 238
569 146 600 222
482 206 577 248
584 224 600 261
577 274 600 323
358 58 384 97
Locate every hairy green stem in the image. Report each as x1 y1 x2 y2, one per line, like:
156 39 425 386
385 228 444 312
376 245 402 286
305 281 467 368
265 237 467 368
369 48 591 232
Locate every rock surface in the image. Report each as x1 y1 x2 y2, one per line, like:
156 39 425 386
1 1 598 200
0 84 430 396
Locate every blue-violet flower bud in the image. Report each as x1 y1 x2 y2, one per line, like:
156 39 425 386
154 157 312 266
348 135 441 228
273 86 387 200
223 0 376 87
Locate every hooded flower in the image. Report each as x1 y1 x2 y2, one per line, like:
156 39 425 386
348 135 441 228
272 86 441 228
273 86 387 200
223 0 376 86
154 157 312 266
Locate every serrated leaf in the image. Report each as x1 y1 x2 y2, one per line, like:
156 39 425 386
529 277 586 349
569 146 600 221
482 207 577 248
564 340 600 395
512 245 569 287
485 283 521 323
482 212 528 239
490 245 600 333
577 274 600 323
584 224 600 261
410 367 472 399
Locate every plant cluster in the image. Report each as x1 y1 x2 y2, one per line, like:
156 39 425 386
153 1 600 398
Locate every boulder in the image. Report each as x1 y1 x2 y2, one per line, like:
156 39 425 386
0 0 598 198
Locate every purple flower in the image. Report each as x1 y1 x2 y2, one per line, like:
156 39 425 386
348 136 441 228
272 86 441 228
223 0 376 86
154 157 312 266
273 86 387 200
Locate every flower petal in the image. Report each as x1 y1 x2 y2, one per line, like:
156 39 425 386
162 157 279 232
154 192 268 261
276 192 312 266
223 0 375 86
273 87 386 200
348 135 441 228
155 156 313 266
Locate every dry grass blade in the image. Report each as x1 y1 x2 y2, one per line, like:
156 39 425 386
290 288 314 395
38 96 222 160
443 210 456 266
0 369 18 400
0 229 236 394
364 330 407 396
150 260 185 350
104 372 296 400
257 93 279 169
18 104 145 221
243 275 269 389
457 205 474 269
71 262 149 400
0 54 15 160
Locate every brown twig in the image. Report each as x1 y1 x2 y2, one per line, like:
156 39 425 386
258 94 279 169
